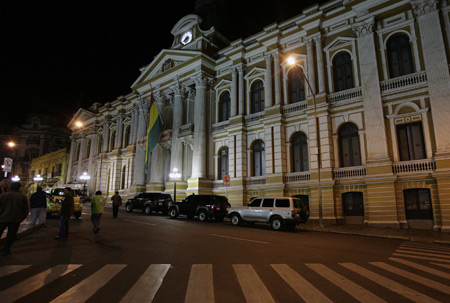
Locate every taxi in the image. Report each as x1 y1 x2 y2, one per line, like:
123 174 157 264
46 188 83 219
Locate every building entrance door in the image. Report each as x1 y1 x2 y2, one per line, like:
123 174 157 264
403 189 433 229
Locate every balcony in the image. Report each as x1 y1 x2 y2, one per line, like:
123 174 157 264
179 123 194 137
328 87 362 104
380 71 427 92
393 159 435 174
334 166 366 179
282 101 307 115
245 112 264 124
284 171 311 183
211 120 229 133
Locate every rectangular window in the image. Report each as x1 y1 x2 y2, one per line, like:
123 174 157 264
262 198 274 208
397 122 425 161
275 199 290 208
403 189 432 220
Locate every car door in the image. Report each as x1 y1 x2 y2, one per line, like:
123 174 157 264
240 198 262 220
258 198 274 221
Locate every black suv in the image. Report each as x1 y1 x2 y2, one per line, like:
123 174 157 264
125 192 173 215
168 194 230 222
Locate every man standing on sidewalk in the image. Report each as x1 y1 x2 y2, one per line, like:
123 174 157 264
91 191 105 234
111 191 122 219
29 186 47 226
55 187 74 240
0 182 29 255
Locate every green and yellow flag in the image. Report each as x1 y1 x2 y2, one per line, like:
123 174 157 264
145 93 163 164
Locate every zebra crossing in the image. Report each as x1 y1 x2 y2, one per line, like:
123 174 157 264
1 243 449 303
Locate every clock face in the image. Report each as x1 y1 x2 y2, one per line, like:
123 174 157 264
181 31 193 45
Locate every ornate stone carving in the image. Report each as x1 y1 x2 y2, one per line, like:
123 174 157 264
411 0 438 17
352 17 375 37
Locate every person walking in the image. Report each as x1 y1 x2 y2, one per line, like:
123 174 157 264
111 191 122 218
91 191 105 234
0 182 29 255
29 186 47 226
55 187 74 240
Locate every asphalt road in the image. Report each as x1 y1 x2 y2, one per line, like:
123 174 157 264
1 206 450 302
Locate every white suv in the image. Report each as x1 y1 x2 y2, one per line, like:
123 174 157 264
228 197 309 231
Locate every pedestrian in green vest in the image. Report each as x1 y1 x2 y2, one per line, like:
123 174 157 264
91 191 105 234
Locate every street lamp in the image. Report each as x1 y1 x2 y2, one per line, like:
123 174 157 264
11 175 20 182
169 168 181 202
287 55 324 228
80 172 91 200
33 174 43 182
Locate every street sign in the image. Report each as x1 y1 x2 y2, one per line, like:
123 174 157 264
3 158 12 172
223 175 230 187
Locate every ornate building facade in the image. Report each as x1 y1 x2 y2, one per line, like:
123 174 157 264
68 0 450 231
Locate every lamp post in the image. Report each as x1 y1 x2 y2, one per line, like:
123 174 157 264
287 56 324 228
169 168 181 202
11 175 20 182
80 172 91 200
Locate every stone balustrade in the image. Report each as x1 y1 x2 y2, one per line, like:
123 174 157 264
282 101 307 115
327 87 362 103
380 71 427 92
392 159 436 174
284 171 311 183
334 166 366 179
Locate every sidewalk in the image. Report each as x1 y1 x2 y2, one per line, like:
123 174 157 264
3 215 450 245
298 221 450 245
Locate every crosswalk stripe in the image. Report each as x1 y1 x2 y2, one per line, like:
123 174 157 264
0 265 31 278
398 246 450 256
120 264 170 303
50 264 126 303
390 258 450 280
340 263 439 303
185 264 214 303
431 262 450 269
307 263 386 303
401 243 450 252
371 262 450 295
0 264 81 303
393 252 450 263
396 249 450 259
233 264 275 303
271 264 332 303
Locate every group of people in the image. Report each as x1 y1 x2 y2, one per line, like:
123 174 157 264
0 179 123 255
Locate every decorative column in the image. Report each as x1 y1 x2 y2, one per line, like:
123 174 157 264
305 39 316 95
264 54 273 108
231 68 238 117
191 76 208 179
238 66 245 115
130 107 139 146
314 36 326 94
66 136 77 183
132 98 149 189
273 52 282 105
352 17 389 162
412 0 450 155
102 119 110 153
170 84 184 175
115 113 124 150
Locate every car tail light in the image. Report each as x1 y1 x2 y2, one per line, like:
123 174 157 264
211 204 215 211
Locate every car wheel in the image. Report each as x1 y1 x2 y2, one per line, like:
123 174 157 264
169 208 178 219
198 210 208 222
125 203 133 213
230 214 241 226
144 205 152 215
271 216 285 231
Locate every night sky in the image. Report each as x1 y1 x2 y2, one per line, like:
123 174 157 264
1 0 323 127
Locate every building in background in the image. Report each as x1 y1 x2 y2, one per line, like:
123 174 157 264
67 0 450 231
28 148 68 189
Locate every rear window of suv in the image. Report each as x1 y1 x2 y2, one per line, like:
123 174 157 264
275 199 290 208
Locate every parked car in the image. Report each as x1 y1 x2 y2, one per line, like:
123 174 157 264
125 192 173 215
228 197 309 231
46 188 83 219
168 194 231 221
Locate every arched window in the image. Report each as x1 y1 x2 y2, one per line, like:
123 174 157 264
292 132 308 172
338 123 361 167
387 35 414 78
219 91 230 122
288 68 305 103
253 140 265 176
251 80 264 113
333 52 354 92
110 130 116 151
397 122 425 161
86 139 91 158
124 125 131 147
218 147 229 180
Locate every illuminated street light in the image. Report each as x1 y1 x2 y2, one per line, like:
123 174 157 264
11 175 20 182
80 172 91 200
75 121 83 128
169 168 181 203
286 55 324 229
33 174 43 182
7 141 15 148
